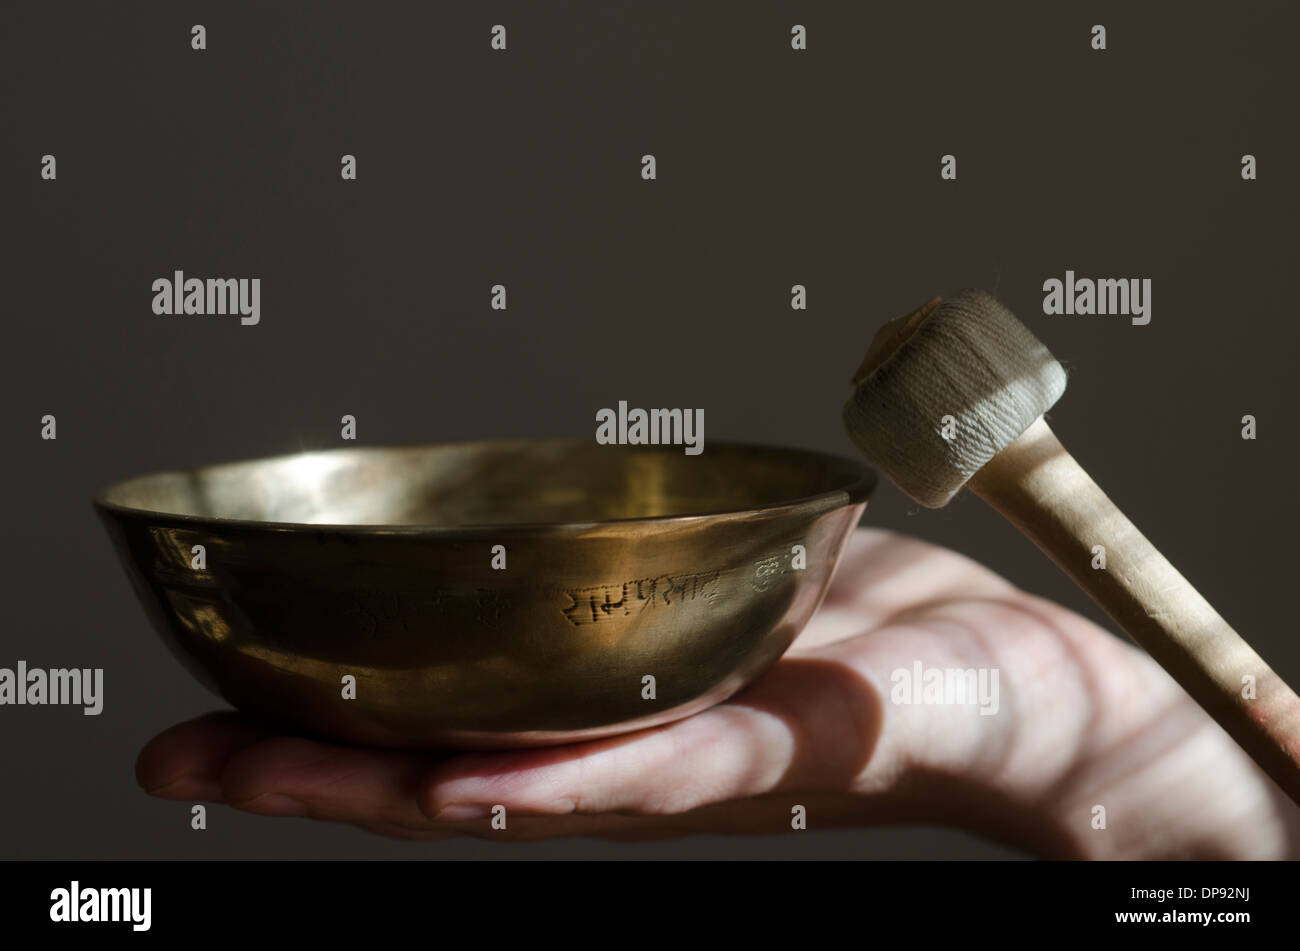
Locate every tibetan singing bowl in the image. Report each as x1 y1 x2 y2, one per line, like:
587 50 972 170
94 440 876 749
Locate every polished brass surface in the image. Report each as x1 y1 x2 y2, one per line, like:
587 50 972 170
94 440 875 749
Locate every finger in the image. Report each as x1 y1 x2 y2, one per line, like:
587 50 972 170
795 529 1017 649
216 733 441 831
418 653 884 821
414 594 1080 830
137 711 278 800
419 792 888 842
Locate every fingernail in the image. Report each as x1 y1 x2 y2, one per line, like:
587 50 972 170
145 776 221 800
433 803 490 822
232 794 308 817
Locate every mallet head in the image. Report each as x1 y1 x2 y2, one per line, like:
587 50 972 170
842 289 1067 507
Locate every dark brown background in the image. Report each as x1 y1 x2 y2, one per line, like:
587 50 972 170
2 0 1296 859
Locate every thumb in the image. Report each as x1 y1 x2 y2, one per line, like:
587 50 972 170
418 651 888 822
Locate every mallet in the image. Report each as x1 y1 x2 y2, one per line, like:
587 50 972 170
843 289 1300 805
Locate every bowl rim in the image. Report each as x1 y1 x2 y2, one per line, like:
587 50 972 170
92 437 878 535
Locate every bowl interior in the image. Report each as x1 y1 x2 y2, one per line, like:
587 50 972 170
96 440 874 528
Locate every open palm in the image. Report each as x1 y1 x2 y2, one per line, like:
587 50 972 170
137 528 1300 858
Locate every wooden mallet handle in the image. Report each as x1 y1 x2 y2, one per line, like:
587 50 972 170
971 417 1300 804
844 290 1300 805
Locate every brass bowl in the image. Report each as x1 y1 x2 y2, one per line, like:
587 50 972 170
94 440 875 749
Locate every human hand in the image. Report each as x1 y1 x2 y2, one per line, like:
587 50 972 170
137 528 1300 858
